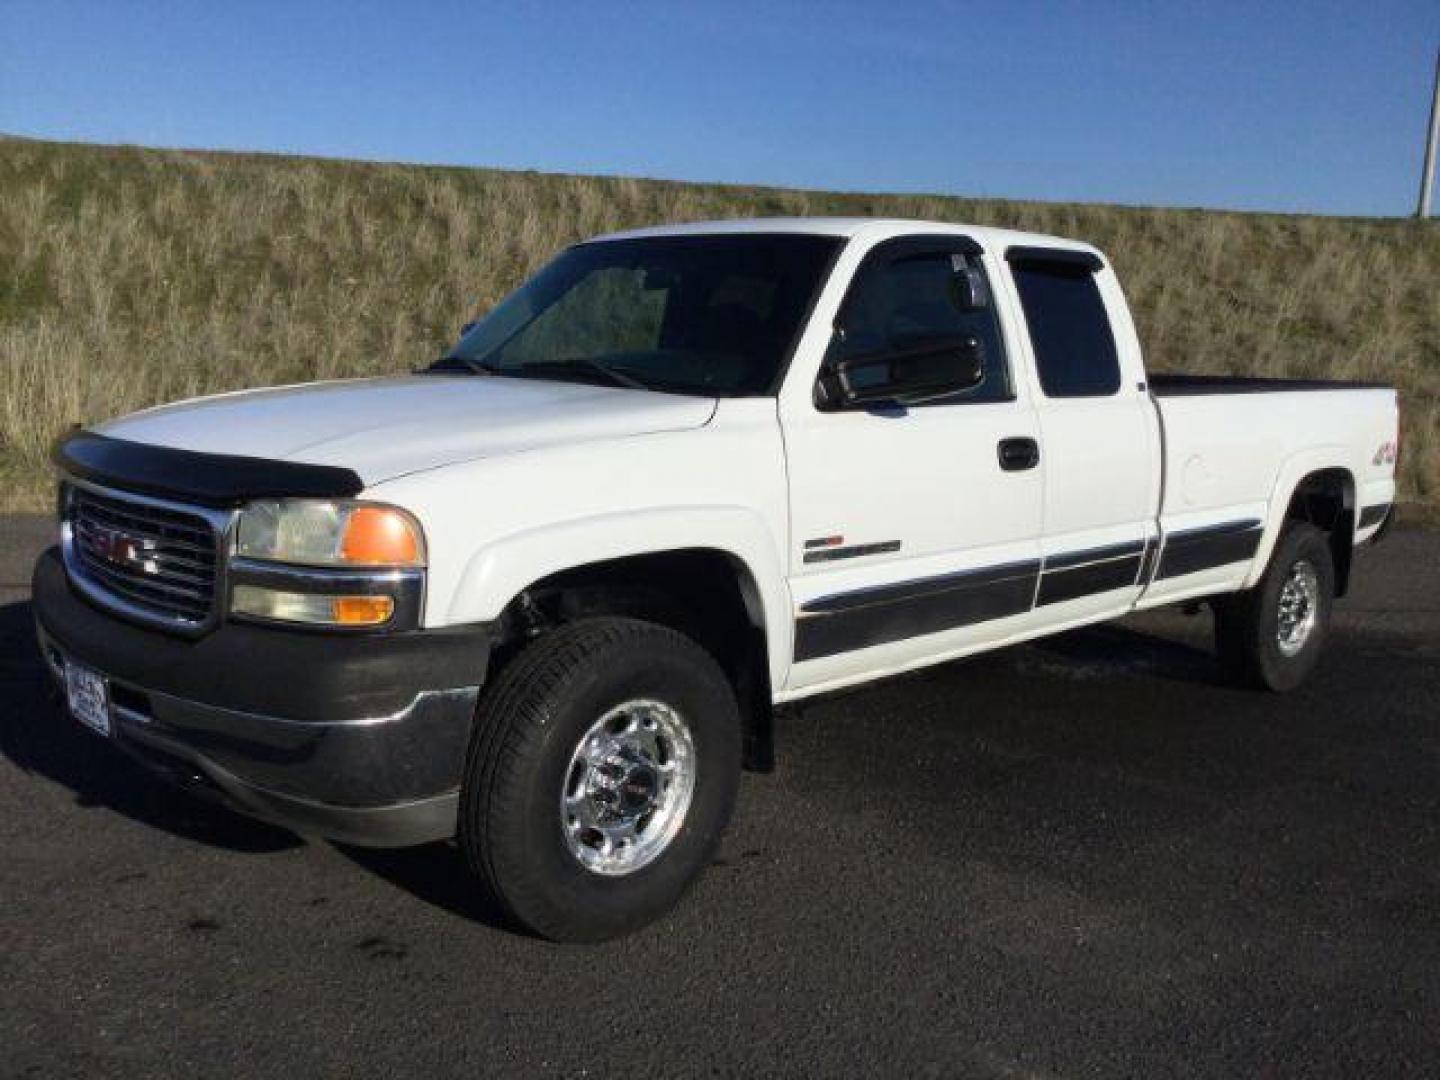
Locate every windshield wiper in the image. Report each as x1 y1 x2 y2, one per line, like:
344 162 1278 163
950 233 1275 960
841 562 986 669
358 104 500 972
455 355 501 376
424 354 500 376
428 354 654 392
519 358 653 392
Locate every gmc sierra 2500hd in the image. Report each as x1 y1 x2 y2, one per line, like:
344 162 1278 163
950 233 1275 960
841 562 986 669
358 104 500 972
34 218 1398 941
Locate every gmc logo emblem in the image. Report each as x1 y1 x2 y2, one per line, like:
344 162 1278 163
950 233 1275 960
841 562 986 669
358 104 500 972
89 526 157 574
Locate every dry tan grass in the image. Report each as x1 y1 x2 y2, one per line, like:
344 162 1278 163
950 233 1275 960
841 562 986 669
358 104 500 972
1 137 1436 512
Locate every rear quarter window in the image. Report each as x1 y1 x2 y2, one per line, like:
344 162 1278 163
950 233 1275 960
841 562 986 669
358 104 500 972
1011 263 1120 398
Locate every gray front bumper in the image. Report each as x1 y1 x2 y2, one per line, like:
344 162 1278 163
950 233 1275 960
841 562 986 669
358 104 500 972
36 629 478 847
33 546 490 847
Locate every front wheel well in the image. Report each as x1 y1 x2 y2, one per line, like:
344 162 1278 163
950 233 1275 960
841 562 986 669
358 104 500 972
1283 468 1356 597
491 549 775 772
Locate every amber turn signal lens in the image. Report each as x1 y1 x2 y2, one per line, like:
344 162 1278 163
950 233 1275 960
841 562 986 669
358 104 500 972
232 586 395 626
331 595 395 625
339 507 421 565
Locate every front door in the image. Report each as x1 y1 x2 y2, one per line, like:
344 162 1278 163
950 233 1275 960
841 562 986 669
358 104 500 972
779 236 1044 693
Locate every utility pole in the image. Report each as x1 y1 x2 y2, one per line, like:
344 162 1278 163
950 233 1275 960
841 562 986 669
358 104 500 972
1420 46 1440 218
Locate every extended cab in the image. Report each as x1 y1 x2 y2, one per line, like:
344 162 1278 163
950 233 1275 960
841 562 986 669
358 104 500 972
33 218 1399 940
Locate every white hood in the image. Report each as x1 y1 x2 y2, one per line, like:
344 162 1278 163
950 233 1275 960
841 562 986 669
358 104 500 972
97 375 718 485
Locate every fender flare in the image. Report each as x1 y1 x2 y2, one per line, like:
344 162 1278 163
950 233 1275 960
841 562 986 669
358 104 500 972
1244 447 1355 590
444 505 794 689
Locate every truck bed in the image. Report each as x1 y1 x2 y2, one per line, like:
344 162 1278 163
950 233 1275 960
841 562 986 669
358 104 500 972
1148 375 1397 558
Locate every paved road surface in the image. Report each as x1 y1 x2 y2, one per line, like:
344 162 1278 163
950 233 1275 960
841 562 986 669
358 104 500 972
2 515 1437 1077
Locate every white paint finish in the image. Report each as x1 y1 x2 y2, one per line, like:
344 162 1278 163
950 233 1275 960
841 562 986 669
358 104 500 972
776 225 1044 691
594 217 1106 255
594 217 874 241
985 254 1161 624
1355 474 1398 544
1148 387 1397 600
1132 563 1253 613
367 397 796 687
1029 391 1155 558
98 375 717 486
772 598 1146 704
1249 417 1393 593
72 217 1401 704
785 603 1041 697
781 401 1043 574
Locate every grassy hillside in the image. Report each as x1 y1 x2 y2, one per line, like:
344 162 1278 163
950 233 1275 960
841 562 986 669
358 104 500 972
1 136 1436 514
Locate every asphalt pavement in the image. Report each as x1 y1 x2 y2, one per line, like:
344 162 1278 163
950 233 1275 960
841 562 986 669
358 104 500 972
2 514 1438 1077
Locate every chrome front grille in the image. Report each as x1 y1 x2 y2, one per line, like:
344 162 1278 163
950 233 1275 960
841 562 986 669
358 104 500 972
63 482 229 632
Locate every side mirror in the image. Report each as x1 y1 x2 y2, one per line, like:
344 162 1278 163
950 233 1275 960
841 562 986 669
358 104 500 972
819 336 985 409
458 320 478 339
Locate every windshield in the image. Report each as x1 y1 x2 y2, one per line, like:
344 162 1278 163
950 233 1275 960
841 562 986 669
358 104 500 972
432 233 842 397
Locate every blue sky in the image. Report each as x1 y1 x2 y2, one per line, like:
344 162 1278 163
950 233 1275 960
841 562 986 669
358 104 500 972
2 1 1436 217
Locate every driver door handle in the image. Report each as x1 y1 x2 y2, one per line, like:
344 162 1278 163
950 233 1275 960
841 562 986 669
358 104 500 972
998 437 1040 472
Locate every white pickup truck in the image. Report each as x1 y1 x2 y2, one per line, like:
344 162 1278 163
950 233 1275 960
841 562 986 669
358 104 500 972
34 218 1399 941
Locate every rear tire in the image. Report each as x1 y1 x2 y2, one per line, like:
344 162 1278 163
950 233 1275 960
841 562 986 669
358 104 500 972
459 617 741 942
1214 522 1334 692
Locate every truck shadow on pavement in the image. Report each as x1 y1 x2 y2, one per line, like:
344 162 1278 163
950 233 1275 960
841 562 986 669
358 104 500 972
0 599 299 854
0 597 518 929
336 842 521 930
0 594 1241 926
1025 618 1230 687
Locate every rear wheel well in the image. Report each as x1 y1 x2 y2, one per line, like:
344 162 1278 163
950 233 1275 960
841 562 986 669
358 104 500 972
491 550 774 772
1283 468 1355 596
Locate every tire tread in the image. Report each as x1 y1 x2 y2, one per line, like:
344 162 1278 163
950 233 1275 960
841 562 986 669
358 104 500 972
1214 521 1333 693
460 617 735 940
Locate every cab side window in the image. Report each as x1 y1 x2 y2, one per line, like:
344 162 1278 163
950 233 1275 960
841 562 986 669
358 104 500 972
1011 262 1120 398
825 252 1012 404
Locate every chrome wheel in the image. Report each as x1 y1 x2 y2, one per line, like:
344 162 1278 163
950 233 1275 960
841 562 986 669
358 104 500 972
1276 558 1320 657
560 699 697 876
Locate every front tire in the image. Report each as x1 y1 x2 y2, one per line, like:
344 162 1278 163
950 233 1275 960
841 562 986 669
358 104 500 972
459 617 741 942
1214 522 1335 692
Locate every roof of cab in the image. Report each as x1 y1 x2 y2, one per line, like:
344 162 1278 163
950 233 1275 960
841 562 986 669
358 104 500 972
589 217 1102 258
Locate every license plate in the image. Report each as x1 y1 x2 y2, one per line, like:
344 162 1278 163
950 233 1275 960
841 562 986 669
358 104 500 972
64 658 112 737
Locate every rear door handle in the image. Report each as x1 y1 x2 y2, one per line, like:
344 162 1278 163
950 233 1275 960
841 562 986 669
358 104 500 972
997 437 1040 472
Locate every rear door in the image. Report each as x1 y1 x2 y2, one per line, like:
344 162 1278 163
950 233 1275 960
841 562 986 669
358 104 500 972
1001 248 1161 621
779 235 1045 692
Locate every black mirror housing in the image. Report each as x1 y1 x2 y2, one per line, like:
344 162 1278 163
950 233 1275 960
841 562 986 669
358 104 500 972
821 336 985 409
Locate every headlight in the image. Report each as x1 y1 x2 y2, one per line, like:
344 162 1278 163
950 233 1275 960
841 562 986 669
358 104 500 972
230 500 426 629
235 500 425 567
